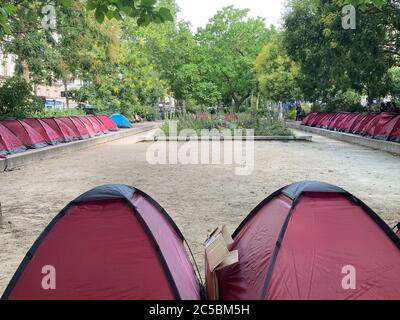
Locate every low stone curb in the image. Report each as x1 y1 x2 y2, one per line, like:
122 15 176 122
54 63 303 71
139 135 313 142
286 122 400 155
0 124 156 171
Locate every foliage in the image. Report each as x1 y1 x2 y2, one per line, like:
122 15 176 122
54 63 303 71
196 6 277 111
255 36 301 102
32 108 86 118
323 90 364 112
0 0 173 35
283 0 397 103
390 67 400 98
339 0 388 11
0 77 42 119
160 112 292 136
124 17 221 108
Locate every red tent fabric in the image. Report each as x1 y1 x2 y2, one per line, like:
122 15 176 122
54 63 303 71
0 123 27 156
23 118 62 145
319 113 338 129
387 116 400 142
369 114 399 141
217 181 400 300
346 113 369 133
326 113 344 130
0 120 47 149
361 113 388 138
58 117 90 140
42 118 78 143
351 113 378 135
342 113 362 133
2 185 202 300
96 115 119 131
78 116 102 136
308 112 327 127
69 116 96 138
301 112 318 126
335 113 354 132
87 115 108 134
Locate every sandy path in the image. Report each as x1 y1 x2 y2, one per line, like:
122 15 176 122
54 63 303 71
0 130 399 294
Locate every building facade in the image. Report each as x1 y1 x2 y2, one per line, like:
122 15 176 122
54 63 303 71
0 52 16 80
0 51 82 109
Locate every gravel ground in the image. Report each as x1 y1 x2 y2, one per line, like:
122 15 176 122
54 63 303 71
0 129 399 294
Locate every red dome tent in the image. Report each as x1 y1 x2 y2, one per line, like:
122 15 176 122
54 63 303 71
87 115 108 134
78 116 103 136
351 113 378 135
301 112 318 126
309 112 328 127
96 115 119 132
344 113 365 133
335 113 355 132
217 181 400 300
327 113 346 130
42 118 78 143
0 123 27 156
387 116 400 142
362 113 390 138
370 114 400 141
23 118 63 145
70 116 96 138
319 113 338 129
0 120 47 149
58 117 90 140
2 185 202 300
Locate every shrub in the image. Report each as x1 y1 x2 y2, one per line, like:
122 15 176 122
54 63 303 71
32 108 86 118
287 108 297 120
160 112 292 137
0 77 42 119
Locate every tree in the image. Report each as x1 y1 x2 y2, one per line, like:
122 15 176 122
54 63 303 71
0 76 42 119
283 0 396 103
390 66 400 98
0 0 173 35
123 2 221 108
255 36 301 102
196 6 276 111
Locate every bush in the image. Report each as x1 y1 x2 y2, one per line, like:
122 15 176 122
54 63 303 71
0 77 42 119
160 111 292 136
287 108 297 120
127 105 157 121
32 108 86 118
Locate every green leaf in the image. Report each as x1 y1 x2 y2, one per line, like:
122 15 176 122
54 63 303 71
95 9 105 24
4 4 16 15
86 0 97 11
0 8 8 18
140 0 157 8
61 0 73 7
159 7 173 22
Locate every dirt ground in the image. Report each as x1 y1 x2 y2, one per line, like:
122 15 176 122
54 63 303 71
0 129 399 294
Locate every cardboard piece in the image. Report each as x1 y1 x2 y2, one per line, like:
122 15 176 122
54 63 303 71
204 225 239 300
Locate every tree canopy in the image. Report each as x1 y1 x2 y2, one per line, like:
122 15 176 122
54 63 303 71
282 0 399 104
196 6 276 111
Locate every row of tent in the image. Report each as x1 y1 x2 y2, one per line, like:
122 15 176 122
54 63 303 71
0 115 120 157
2 181 399 300
302 112 400 142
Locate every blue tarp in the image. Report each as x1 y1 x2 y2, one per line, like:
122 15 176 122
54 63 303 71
110 114 132 128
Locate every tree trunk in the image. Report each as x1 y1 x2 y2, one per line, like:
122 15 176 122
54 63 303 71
232 93 251 113
63 79 69 109
256 92 260 110
21 59 30 83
